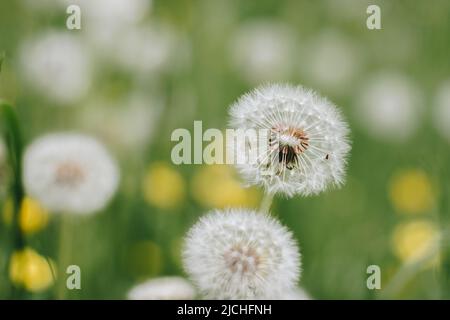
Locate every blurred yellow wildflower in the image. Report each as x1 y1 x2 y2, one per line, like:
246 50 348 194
192 165 260 209
142 162 185 210
127 241 163 277
392 220 440 263
389 169 435 214
19 197 49 234
9 247 56 292
2 197 49 234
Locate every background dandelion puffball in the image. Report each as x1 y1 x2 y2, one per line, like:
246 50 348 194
182 208 300 299
229 83 351 197
23 133 120 214
127 276 196 300
19 31 92 105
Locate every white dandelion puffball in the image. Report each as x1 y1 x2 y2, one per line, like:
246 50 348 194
183 208 300 299
355 72 423 142
229 84 351 197
279 287 312 300
19 31 92 105
230 21 295 84
301 30 362 93
112 25 179 75
79 93 162 151
127 277 195 300
432 80 450 143
23 133 119 214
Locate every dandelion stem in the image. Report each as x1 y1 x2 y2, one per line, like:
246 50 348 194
259 192 274 214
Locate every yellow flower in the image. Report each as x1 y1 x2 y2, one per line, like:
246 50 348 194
192 165 260 209
19 197 49 234
9 247 56 292
392 220 439 263
142 162 185 210
389 169 435 214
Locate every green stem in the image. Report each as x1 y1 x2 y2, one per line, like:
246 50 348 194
259 192 274 215
57 215 73 300
1 102 26 297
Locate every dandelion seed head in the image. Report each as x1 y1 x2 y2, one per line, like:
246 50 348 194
355 72 423 142
127 276 195 300
23 133 119 214
279 287 312 300
230 21 295 84
183 208 300 299
301 30 361 93
20 31 92 105
229 84 351 197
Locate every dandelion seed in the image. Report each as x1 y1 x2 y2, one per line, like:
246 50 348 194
229 84 351 197
127 276 195 300
183 208 300 299
23 133 119 214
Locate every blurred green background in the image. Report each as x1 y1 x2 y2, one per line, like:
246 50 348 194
1 0 450 299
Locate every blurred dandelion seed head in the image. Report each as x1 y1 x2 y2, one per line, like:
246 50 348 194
19 31 92 105
301 30 362 93
230 20 296 84
9 247 56 293
111 25 180 75
127 276 195 300
229 84 351 197
79 93 162 152
355 72 423 142
389 169 435 215
183 208 300 299
23 133 120 214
